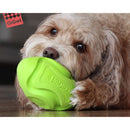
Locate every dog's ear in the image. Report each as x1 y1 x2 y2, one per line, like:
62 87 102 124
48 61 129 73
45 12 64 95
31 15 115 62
104 29 123 80
95 30 124 105
104 29 120 50
103 29 123 66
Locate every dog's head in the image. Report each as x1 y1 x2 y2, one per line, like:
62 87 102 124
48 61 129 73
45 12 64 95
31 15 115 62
21 14 121 81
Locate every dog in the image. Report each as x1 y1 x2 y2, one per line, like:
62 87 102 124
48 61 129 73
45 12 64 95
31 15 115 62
15 13 130 110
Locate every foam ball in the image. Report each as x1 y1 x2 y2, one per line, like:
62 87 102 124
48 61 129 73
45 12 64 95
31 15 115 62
17 57 75 110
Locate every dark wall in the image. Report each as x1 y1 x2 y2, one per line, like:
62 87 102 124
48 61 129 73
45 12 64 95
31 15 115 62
0 13 52 85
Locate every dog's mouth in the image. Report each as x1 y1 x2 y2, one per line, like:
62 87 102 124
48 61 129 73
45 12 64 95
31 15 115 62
88 45 109 79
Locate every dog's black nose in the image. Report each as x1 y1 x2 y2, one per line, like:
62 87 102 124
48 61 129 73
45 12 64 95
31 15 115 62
43 47 59 59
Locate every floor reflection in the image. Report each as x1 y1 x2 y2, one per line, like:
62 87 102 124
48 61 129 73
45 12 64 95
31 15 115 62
18 109 130 117
19 110 76 117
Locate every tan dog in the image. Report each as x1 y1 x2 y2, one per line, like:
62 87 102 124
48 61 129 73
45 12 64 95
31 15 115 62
15 13 130 110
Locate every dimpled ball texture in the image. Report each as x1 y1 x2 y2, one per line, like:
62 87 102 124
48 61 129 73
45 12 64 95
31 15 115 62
17 57 75 110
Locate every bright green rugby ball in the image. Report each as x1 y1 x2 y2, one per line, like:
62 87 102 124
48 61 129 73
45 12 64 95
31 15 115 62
17 57 75 110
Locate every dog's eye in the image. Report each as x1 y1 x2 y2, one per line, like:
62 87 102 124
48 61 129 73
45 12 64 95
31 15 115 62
75 43 86 53
50 28 58 36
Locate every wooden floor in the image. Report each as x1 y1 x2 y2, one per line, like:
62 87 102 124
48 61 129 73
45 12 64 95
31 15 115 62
1 85 130 117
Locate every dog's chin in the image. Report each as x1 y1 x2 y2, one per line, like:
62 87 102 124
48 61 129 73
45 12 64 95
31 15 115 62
49 58 76 80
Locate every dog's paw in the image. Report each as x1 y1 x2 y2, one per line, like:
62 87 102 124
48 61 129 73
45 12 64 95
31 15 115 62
70 85 85 106
70 79 96 110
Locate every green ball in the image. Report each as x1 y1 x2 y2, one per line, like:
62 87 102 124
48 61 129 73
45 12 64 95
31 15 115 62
17 57 75 110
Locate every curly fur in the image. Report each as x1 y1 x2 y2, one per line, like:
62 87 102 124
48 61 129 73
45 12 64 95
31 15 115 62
15 13 130 110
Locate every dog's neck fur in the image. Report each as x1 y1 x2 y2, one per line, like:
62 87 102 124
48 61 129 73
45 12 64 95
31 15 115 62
89 45 109 79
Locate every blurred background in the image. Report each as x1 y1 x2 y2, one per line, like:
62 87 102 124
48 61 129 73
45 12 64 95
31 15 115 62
0 13 52 85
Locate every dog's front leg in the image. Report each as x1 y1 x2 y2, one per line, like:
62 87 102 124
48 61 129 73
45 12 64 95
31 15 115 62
70 78 117 110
